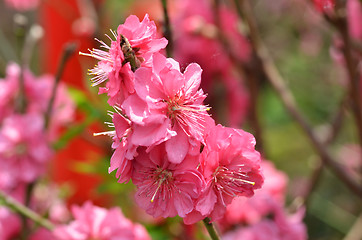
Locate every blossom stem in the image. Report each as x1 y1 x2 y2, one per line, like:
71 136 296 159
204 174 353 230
0 190 54 230
44 42 77 130
202 218 220 240
160 0 173 57
237 0 362 198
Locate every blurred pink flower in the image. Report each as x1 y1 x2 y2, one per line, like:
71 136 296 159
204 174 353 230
29 228 54 240
222 161 288 228
31 183 70 224
84 14 167 106
0 207 21 239
223 211 307 240
223 74 249 127
4 0 39 11
0 114 53 188
185 125 263 223
0 63 74 139
313 0 335 13
173 0 250 127
53 201 150 240
123 53 213 163
132 145 204 219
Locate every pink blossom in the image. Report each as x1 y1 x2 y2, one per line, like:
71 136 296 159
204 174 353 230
123 53 213 163
83 14 167 106
132 145 204 219
0 114 53 188
222 74 249 127
117 15 168 63
185 125 263 223
0 207 21 240
31 183 70 224
106 111 138 184
4 0 39 11
221 161 288 228
29 228 54 240
223 206 307 240
0 63 74 139
53 201 151 240
313 0 335 13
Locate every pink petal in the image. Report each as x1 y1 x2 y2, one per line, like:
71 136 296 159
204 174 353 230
183 63 202 96
173 191 194 217
165 130 189 164
122 95 149 125
195 184 217 215
131 116 175 146
134 67 164 103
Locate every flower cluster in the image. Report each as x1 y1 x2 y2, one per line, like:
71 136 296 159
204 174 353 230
83 14 263 223
0 63 74 239
53 201 150 240
0 63 74 192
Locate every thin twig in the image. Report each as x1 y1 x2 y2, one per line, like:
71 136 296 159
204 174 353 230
0 190 54 230
302 160 324 207
202 218 220 240
44 42 77 130
324 96 347 144
237 0 362 198
160 0 173 57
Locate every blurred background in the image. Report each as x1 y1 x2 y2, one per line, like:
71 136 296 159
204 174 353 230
0 0 361 239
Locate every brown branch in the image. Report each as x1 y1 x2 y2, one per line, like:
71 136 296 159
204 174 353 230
323 95 347 144
302 160 324 207
44 42 77 130
237 0 362 198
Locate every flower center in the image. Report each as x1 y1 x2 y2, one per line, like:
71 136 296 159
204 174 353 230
167 96 182 121
166 93 210 139
150 168 173 203
213 166 255 198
